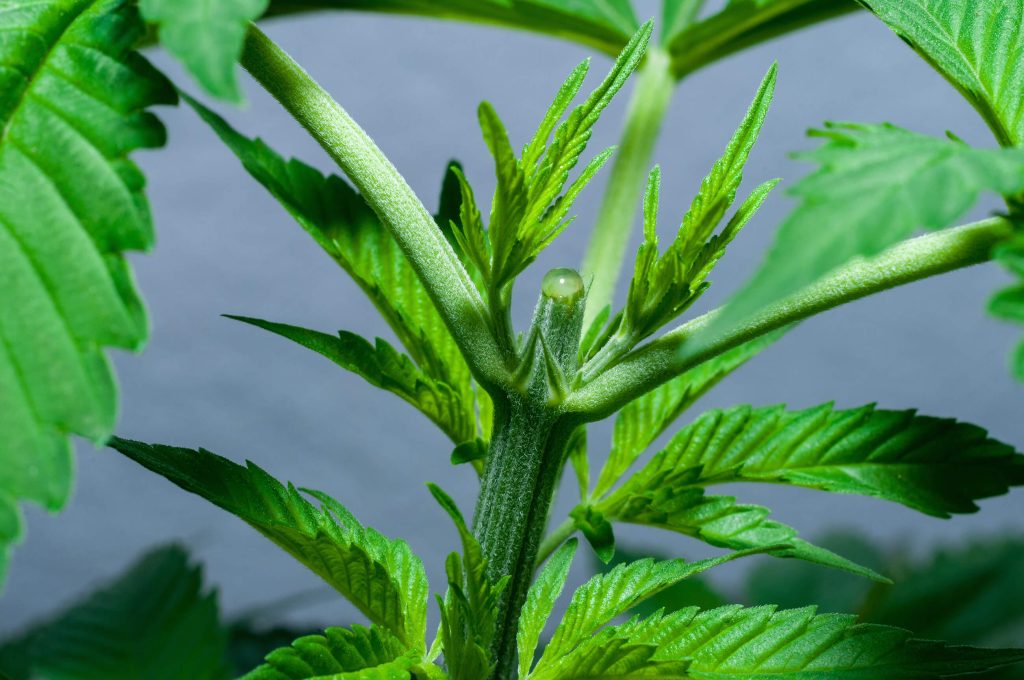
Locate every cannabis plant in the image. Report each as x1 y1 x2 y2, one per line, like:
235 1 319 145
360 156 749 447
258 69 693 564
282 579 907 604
3 0 1024 678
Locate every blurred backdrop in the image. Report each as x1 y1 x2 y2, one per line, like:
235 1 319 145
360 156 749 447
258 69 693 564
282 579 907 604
3 1 1022 634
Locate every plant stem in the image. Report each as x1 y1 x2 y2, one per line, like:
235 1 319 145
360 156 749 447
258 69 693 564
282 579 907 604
534 517 576 568
566 217 1013 420
580 46 674 330
239 24 509 387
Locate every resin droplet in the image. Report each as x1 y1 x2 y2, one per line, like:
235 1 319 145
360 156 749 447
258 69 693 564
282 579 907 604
542 268 584 303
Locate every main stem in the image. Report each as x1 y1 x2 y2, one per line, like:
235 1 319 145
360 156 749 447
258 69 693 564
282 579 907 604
580 46 674 329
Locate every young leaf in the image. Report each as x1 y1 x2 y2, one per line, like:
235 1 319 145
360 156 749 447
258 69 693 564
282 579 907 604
593 331 784 498
597 485 884 581
141 0 269 102
858 0 1024 147
618 402 1024 518
185 96 478 443
593 64 778 365
568 506 614 563
534 549 773 671
990 235 1024 381
553 604 1024 678
719 123 1024 329
109 439 429 650
517 539 578 680
241 624 424 680
457 22 653 292
227 317 476 445
0 545 228 680
0 0 174 589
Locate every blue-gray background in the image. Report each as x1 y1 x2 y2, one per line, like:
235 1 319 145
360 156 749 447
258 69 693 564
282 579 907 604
3 2 1022 634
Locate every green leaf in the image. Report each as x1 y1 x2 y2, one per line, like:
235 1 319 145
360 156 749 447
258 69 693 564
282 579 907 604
593 331 784 498
141 0 268 102
858 0 1024 147
533 550 772 672
598 484 885 581
667 0 859 78
720 123 1024 328
517 539 578 680
227 317 475 445
109 438 429 650
0 545 228 680
241 624 424 680
616 65 778 345
557 604 1024 678
0 0 174 588
618 402 1024 518
455 22 652 291
185 95 478 445
568 506 614 564
265 0 638 57
990 235 1024 381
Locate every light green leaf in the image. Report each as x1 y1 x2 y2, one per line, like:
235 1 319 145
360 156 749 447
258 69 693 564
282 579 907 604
456 22 652 292
517 539 578 680
241 624 424 680
598 484 885 581
0 0 174 588
667 0 858 78
109 439 429 651
534 550 771 672
593 331 783 498
990 234 1024 381
618 402 1024 518
859 0 1024 147
563 604 1024 678
226 317 475 445
265 0 638 56
185 95 478 445
720 123 1024 328
1 545 227 680
141 0 268 102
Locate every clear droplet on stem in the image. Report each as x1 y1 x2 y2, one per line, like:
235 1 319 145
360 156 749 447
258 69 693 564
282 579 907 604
541 268 584 303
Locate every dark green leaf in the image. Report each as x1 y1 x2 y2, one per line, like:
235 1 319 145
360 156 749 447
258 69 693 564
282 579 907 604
109 438 429 650
0 0 174 589
568 506 614 563
241 624 423 680
720 124 1024 329
141 0 268 102
858 0 1024 147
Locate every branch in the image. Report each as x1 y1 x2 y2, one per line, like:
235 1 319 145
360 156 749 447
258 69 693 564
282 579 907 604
565 217 1013 420
239 24 508 386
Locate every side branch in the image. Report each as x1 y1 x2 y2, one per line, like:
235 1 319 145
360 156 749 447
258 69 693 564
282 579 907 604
566 217 1013 420
239 24 507 386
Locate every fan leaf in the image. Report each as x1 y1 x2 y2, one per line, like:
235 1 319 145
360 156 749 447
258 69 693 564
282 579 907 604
109 438 429 651
0 0 174 587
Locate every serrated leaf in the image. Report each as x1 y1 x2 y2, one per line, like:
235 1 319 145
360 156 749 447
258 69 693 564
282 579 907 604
241 624 423 680
719 123 1024 329
141 0 268 102
534 550 772 672
457 22 652 292
517 539 578 680
667 0 858 77
109 439 429 650
598 484 884 581
619 402 1024 518
185 95 478 445
858 0 1024 147
568 604 1024 678
227 317 475 445
615 65 777 346
593 331 784 498
0 0 174 589
0 545 228 680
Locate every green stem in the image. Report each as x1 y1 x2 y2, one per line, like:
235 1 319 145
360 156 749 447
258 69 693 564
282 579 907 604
566 217 1013 420
534 517 577 569
239 25 508 387
580 46 674 330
